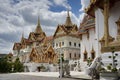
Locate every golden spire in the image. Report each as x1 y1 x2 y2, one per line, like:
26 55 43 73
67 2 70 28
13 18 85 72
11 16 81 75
22 32 24 38
35 16 43 33
21 31 24 43
65 9 72 27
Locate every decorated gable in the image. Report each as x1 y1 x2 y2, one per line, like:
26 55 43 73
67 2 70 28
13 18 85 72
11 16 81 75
29 48 41 63
54 26 66 37
28 32 36 41
71 26 78 34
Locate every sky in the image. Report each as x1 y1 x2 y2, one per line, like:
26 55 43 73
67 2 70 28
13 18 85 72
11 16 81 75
0 0 90 54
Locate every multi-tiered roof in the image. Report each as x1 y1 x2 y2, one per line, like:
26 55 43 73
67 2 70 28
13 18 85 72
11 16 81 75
13 17 57 63
54 10 78 38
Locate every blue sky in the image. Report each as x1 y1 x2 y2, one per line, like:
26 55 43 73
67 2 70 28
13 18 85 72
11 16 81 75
0 0 90 54
50 0 82 17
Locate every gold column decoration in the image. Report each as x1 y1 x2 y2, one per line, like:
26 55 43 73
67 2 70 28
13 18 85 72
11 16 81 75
100 17 120 52
100 0 114 47
91 46 95 54
116 17 120 41
90 0 96 4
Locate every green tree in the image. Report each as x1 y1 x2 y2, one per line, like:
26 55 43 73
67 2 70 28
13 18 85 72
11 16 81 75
13 58 24 72
0 57 12 73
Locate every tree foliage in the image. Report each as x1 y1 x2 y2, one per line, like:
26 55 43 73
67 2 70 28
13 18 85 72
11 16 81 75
0 57 12 73
13 58 24 72
0 57 24 73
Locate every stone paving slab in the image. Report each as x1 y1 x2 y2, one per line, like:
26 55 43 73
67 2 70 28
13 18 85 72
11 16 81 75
13 71 91 80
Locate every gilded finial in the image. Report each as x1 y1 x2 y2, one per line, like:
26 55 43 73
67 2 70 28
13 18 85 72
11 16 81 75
38 16 40 26
21 31 24 43
67 8 70 17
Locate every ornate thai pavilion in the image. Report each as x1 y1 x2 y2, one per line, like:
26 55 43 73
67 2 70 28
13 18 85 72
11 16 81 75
13 17 58 72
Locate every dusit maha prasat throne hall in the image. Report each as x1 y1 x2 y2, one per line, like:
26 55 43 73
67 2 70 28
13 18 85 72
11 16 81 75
12 10 80 72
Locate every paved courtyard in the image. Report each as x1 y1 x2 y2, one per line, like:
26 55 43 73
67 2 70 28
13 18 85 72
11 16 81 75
14 71 91 79
0 73 90 80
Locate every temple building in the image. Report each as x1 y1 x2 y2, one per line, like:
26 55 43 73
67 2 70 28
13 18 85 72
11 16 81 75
53 10 81 70
79 0 120 71
13 17 58 72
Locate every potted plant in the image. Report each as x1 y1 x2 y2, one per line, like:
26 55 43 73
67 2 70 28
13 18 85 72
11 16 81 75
99 47 119 80
40 64 46 72
87 57 92 67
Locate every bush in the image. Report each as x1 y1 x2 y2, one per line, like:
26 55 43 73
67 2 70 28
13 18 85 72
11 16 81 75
99 67 106 72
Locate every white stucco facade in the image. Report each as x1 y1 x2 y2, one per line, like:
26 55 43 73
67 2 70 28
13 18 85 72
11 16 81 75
80 28 97 71
54 35 80 70
95 2 120 52
54 36 80 60
80 1 120 71
95 1 120 68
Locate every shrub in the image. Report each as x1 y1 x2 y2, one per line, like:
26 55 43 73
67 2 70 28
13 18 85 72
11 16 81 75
107 65 112 70
111 68 117 72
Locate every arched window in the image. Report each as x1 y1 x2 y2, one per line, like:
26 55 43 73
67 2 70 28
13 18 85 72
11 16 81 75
79 54 81 58
69 42 72 46
91 52 95 59
69 53 71 59
83 48 88 61
48 51 52 58
59 42 61 47
91 47 95 60
62 42 64 46
74 43 76 47
56 43 58 47
74 53 76 59
84 53 87 61
78 43 80 47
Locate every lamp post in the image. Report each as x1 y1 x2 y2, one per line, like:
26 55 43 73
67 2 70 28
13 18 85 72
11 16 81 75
59 44 63 78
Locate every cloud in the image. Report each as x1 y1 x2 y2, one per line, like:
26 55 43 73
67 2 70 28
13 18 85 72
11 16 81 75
79 0 90 12
0 38 13 53
77 0 90 25
78 13 85 24
0 0 79 54
53 0 71 9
